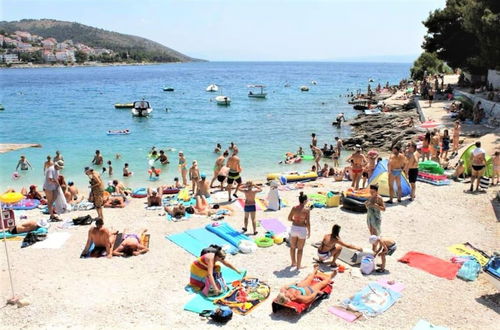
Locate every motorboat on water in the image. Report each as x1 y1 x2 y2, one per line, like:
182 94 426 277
131 100 153 117
215 95 231 106
206 84 219 92
300 86 309 92
114 103 134 109
247 84 267 99
163 87 174 92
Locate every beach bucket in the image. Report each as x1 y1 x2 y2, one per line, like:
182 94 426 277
360 256 375 275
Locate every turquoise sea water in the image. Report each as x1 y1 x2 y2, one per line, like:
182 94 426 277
0 62 410 190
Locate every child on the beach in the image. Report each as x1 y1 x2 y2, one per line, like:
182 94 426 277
149 166 160 180
365 184 385 248
239 181 262 235
189 161 200 194
369 235 397 273
494 151 500 185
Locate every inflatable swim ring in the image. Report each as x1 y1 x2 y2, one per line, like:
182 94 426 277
163 187 180 195
5 198 40 210
341 195 367 213
131 188 147 198
148 169 161 175
345 188 370 201
255 237 274 248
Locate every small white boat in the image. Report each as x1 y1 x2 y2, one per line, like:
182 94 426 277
215 95 231 106
206 84 219 92
248 84 267 99
131 100 153 117
300 86 309 92
364 109 381 115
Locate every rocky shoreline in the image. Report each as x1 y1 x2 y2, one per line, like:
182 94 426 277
343 97 420 151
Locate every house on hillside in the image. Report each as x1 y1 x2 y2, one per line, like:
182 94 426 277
55 50 75 62
1 54 19 64
14 31 34 42
42 38 57 49
42 50 57 62
94 48 113 56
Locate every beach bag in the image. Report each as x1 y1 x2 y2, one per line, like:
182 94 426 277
457 256 481 281
360 255 375 275
479 176 490 190
73 215 93 226
202 271 228 296
326 192 340 207
199 306 233 324
53 186 69 214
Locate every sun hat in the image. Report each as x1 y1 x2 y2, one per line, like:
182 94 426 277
369 235 379 244
37 219 49 228
55 160 64 168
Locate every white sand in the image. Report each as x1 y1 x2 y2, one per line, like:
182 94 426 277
1 177 498 329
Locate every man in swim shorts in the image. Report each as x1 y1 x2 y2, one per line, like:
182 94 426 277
405 142 419 201
238 181 262 235
388 145 407 203
147 188 162 207
210 150 228 188
469 141 486 192
81 218 114 258
226 148 242 201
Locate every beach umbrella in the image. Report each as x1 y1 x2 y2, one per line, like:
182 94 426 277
417 120 444 131
0 191 24 304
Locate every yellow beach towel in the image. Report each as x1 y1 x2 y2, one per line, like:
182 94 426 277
447 244 489 266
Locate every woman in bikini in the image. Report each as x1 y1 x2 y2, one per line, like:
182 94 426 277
178 151 188 186
421 131 431 161
452 120 461 156
315 224 362 269
287 192 310 270
276 265 335 305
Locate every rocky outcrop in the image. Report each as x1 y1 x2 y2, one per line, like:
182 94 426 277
343 106 420 151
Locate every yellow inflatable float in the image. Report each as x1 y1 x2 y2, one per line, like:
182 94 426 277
267 171 318 183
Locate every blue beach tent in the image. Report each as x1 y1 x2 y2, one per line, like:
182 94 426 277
368 159 411 197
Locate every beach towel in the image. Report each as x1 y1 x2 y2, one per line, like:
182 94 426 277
186 228 238 255
342 282 401 317
31 232 71 249
258 218 287 235
398 251 461 280
1 226 48 239
205 222 251 248
376 278 405 293
328 306 362 322
272 276 332 314
412 319 449 330
215 278 270 315
447 243 489 266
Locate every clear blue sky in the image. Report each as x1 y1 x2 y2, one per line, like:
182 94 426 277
2 0 445 61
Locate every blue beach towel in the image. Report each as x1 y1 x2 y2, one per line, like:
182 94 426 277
342 282 402 317
205 222 250 248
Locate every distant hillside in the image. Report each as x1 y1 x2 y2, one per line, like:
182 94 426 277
0 19 199 62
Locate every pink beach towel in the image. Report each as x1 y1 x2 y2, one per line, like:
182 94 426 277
328 307 358 322
398 251 460 280
377 278 405 293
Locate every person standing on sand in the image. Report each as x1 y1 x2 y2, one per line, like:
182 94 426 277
388 145 407 203
369 235 396 273
311 145 323 171
226 148 242 201
311 133 318 147
43 160 64 221
287 192 310 271
452 120 461 156
428 88 434 107
189 161 200 194
346 146 367 189
405 142 420 201
178 151 188 186
430 130 440 159
44 155 53 172
365 185 385 249
421 131 431 161
441 129 450 160
238 181 262 235
210 150 228 188
493 151 500 185
85 167 104 220
469 141 486 192
92 150 103 166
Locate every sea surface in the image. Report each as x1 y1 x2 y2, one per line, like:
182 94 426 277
0 62 410 190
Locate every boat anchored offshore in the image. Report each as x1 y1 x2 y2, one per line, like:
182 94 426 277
248 84 267 99
300 86 309 92
131 100 153 117
215 95 231 106
107 129 131 135
206 84 219 92
163 87 174 92
114 103 134 109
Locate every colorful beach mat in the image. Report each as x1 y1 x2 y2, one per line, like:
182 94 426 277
342 282 402 317
398 251 461 280
258 218 287 235
215 278 270 315
447 244 489 266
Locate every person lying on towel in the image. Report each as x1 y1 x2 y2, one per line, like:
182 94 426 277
112 229 149 257
189 246 242 296
276 265 335 304
103 195 126 208
81 218 115 258
1 219 49 235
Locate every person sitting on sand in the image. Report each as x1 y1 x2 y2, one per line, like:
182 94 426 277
111 180 128 196
369 235 397 273
147 188 162 207
287 192 311 270
196 173 211 198
191 196 222 216
333 168 344 182
450 160 465 181
276 264 335 304
1 219 48 235
238 181 262 235
113 229 149 257
16 155 32 171
123 163 133 177
388 145 407 203
265 180 281 211
65 181 83 204
315 224 362 269
103 195 126 208
155 150 169 165
24 185 46 204
189 246 242 296
81 218 114 258
320 163 330 177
